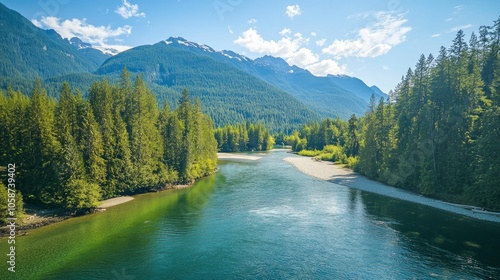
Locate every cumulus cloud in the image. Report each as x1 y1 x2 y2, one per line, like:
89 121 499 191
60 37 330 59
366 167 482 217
248 19 257 24
279 28 291 36
31 16 131 51
234 28 347 75
310 32 317 37
322 11 411 58
316 38 327 46
115 0 145 19
306 59 347 76
285 5 302 19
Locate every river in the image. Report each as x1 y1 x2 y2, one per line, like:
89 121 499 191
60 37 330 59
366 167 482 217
1 150 499 279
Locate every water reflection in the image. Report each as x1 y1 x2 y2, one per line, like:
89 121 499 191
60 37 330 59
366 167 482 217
0 175 218 280
359 190 500 276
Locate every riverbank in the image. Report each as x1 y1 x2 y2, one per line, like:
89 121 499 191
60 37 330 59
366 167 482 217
0 153 251 236
0 182 195 238
98 196 135 208
217 152 262 161
284 156 500 223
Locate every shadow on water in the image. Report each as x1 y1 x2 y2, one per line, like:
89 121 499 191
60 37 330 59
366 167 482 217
0 174 218 280
357 190 500 273
327 171 500 271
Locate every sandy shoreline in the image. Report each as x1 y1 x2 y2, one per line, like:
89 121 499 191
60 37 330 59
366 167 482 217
284 156 500 223
98 196 135 208
218 153 262 161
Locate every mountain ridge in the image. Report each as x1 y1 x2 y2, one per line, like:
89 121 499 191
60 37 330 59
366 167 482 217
0 2 386 130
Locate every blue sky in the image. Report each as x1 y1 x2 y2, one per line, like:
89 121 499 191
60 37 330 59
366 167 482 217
2 0 499 92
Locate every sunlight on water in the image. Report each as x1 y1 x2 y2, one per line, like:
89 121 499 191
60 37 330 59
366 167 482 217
1 151 499 279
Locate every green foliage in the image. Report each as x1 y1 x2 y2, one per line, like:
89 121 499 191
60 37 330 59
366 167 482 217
345 156 359 169
214 122 275 152
0 3 97 80
297 150 321 157
297 145 345 162
0 71 218 210
96 41 320 132
0 183 24 225
354 19 500 209
63 180 101 210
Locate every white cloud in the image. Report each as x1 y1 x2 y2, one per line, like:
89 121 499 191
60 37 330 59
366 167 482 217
234 28 347 75
234 28 302 58
431 33 441 38
279 28 291 36
31 16 131 50
453 5 464 14
306 59 347 76
115 0 145 19
446 17 453 22
248 19 257 24
316 38 327 46
287 47 319 67
310 32 317 37
449 24 472 33
382 65 389 70
322 11 411 58
285 5 302 19
228 26 234 34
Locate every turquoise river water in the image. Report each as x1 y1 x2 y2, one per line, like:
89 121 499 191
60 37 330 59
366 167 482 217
1 150 499 279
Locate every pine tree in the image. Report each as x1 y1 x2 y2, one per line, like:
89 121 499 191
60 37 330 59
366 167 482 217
176 88 193 182
54 82 86 186
23 78 61 205
345 114 360 157
124 75 165 189
79 101 106 187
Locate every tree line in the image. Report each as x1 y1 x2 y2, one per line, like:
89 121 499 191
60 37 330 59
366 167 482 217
357 18 500 209
285 117 359 167
214 122 275 152
0 69 218 213
288 18 500 210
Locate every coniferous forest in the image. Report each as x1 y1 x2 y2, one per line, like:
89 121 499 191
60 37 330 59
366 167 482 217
214 123 275 152
287 19 500 210
0 69 218 215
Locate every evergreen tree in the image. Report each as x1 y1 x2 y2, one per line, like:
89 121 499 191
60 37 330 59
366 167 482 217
124 75 165 189
23 78 61 204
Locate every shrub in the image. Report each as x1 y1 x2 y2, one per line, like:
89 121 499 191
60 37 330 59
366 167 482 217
298 149 321 157
0 182 24 225
64 180 102 210
346 156 359 169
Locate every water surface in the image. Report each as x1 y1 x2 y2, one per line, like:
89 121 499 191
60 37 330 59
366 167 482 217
1 150 499 279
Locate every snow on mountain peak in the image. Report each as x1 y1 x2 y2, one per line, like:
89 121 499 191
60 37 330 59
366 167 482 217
93 46 121 56
163 37 215 53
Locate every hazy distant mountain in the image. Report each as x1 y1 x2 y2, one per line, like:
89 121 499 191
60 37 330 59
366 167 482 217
370 85 386 98
327 74 386 103
141 37 385 119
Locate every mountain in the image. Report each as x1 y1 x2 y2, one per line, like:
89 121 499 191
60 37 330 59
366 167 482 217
327 75 386 103
96 39 320 132
370 85 386 98
43 30 111 68
0 0 387 129
0 3 101 80
153 38 385 119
